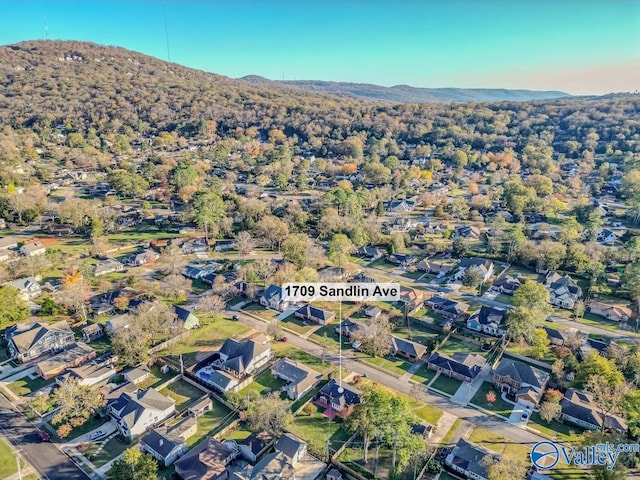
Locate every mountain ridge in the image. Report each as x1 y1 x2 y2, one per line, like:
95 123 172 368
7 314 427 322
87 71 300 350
239 76 571 103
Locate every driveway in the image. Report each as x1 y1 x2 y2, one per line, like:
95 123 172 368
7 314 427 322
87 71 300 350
507 401 531 426
68 419 117 447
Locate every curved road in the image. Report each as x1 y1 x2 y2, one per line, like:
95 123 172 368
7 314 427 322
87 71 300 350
0 395 90 480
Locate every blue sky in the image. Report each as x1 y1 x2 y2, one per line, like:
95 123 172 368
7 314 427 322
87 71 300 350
1 0 639 94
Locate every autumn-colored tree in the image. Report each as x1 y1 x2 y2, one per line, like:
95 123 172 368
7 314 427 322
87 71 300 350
62 267 82 286
486 390 497 406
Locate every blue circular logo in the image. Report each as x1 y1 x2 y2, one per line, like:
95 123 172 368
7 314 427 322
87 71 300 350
531 441 560 470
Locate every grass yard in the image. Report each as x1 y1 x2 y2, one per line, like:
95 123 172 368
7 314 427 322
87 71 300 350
410 366 438 384
0 437 23 478
308 324 349 351
401 270 425 280
50 416 108 442
82 436 129 467
494 294 514 305
187 401 235 447
7 374 55 396
159 317 251 366
576 313 623 333
160 380 206 410
528 412 580 443
439 418 463 446
436 336 487 358
137 364 177 389
240 370 286 398
86 335 112 355
224 426 253 441
429 375 462 396
242 303 279 321
279 314 318 335
368 258 398 272
288 402 351 453
356 353 414 377
271 343 331 373
469 382 513 417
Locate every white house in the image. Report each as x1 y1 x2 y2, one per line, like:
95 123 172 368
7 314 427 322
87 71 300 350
20 241 46 257
108 388 176 439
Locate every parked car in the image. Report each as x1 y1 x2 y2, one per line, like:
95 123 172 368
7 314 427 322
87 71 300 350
37 430 50 442
232 315 239 321
89 430 107 441
521 409 530 420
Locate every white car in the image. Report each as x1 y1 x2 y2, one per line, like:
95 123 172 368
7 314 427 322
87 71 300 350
89 430 107 441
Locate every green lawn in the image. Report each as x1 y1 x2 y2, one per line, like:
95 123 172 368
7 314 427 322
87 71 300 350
469 382 513 416
159 317 251 366
271 343 331 373
0 437 23 478
240 370 286 398
242 303 279 321
308 324 349 351
82 436 129 467
576 313 623 333
494 294 514 305
160 380 206 410
401 270 424 280
528 412 580 443
429 375 463 396
50 416 109 441
7 375 55 396
393 323 440 346
225 426 253 441
360 380 443 425
138 364 177 390
439 418 463 446
436 336 487 358
186 401 235 447
288 403 351 453
279 314 318 335
86 335 112 355
410 366 438 384
358 354 414 377
469 426 532 463
368 258 398 272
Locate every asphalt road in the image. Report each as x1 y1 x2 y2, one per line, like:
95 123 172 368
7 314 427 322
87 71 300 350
0 394 90 480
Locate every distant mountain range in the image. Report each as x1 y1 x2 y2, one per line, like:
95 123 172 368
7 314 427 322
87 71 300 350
240 76 571 103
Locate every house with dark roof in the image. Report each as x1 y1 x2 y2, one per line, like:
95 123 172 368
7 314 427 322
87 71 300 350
108 388 176 439
543 326 571 346
427 352 486 383
237 431 272 464
6 320 74 362
259 285 290 312
174 437 238 480
596 229 617 245
356 246 384 260
578 338 620 360
453 225 480 240
560 388 627 433
425 296 470 320
493 358 550 408
491 275 521 295
140 417 197 466
445 438 497 480
390 335 427 361
388 253 418 268
271 358 318 400
36 342 96 379
315 379 361 418
334 318 365 339
545 272 582 309
174 305 200 330
295 305 336 325
467 306 507 337
385 199 415 214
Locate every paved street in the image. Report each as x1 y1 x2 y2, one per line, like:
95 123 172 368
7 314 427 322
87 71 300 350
230 308 547 449
0 394 90 480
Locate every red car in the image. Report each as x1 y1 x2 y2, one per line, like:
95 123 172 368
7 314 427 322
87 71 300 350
37 430 50 442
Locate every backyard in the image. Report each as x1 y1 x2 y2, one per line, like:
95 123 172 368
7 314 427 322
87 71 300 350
288 402 351 454
159 380 207 410
239 370 286 398
186 401 235 447
436 336 488 358
138 364 177 389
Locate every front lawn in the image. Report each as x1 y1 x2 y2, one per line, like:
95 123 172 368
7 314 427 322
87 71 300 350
160 380 206 410
469 382 513 417
49 416 108 442
528 412 580 443
0 438 23 478
308 324 348 351
7 375 55 396
358 354 414 377
279 314 318 335
429 375 462 396
469 427 531 462
410 366 438 384
82 436 129 467
368 258 398 272
242 303 279 321
271 343 331 373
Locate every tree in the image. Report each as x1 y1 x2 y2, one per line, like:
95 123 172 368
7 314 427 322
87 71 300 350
59 278 92 321
579 430 630 480
235 230 256 259
452 237 466 257
247 393 292 439
539 400 561 423
530 328 549 360
52 377 105 428
0 286 29 328
462 266 484 291
267 320 284 341
621 390 640 436
109 448 158 480
585 375 631 432
191 191 226 242
578 350 624 386
624 260 640 299
197 293 226 317
160 244 186 276
254 215 289 251
484 456 528 480
111 319 152 367
281 233 312 269
328 233 354 268
508 280 551 343
513 280 551 311
486 390 496 406
354 314 392 357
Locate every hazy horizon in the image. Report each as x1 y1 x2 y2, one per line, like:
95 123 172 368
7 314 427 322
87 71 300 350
1 0 639 95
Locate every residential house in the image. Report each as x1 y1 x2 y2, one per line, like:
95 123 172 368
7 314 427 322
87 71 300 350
543 326 570 346
125 250 159 266
105 314 131 335
20 241 46 257
445 438 496 480
423 222 448 235
294 305 336 326
493 358 550 408
385 199 415 214
188 397 213 418
213 240 235 252
416 259 457 277
174 437 238 480
545 272 583 309
315 379 361 418
334 318 365 339
425 296 470 320
124 366 152 385
259 285 290 312
94 259 125 276
238 431 272 464
455 258 494 283
390 335 427 361
180 237 209 254
388 217 418 233
578 338 620 360
596 229 617 246
82 323 104 342
0 236 18 261
427 352 486 383
491 275 521 295
588 302 633 322
6 320 75 362
411 424 434 439
467 306 507 337
560 388 627 433
61 362 116 386
356 246 384 260
174 305 200 330
4 276 42 300
36 342 96 379
196 334 272 392
318 266 354 282
453 225 481 240
108 388 176 439
183 265 207 280
388 253 418 268
364 306 382 318
400 286 429 315
271 358 318 400
141 417 197 467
